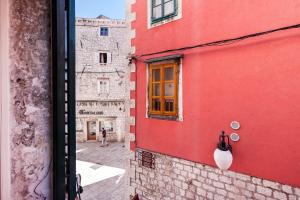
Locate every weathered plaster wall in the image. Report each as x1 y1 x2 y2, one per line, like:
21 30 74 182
9 0 52 199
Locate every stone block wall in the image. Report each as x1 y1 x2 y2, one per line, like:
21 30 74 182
125 0 137 199
75 16 130 142
76 100 126 142
76 17 128 101
129 150 300 200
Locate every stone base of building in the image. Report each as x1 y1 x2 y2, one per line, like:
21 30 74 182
128 149 300 200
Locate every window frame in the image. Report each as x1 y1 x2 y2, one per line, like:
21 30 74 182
151 0 178 24
149 61 178 117
87 121 97 135
0 0 11 197
99 52 108 64
98 78 110 94
100 27 109 36
104 121 114 133
52 0 76 198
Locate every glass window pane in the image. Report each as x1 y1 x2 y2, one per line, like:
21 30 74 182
87 121 96 135
153 5 162 19
100 27 108 36
165 67 174 81
99 121 102 131
154 0 162 6
165 99 174 112
152 99 161 111
104 121 114 132
152 68 161 81
76 119 83 130
164 0 175 16
165 82 174 96
98 79 109 94
153 83 160 96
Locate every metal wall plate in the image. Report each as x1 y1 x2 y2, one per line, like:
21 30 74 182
230 133 240 142
137 150 155 169
230 121 240 130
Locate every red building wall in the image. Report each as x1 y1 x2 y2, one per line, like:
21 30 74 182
132 0 300 187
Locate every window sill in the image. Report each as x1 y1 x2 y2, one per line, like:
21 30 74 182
150 16 179 29
148 114 178 121
151 13 177 25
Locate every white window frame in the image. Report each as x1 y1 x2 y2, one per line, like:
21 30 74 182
0 0 11 198
146 58 183 121
97 78 110 94
99 26 109 36
147 0 182 29
99 52 108 64
103 121 114 133
95 51 112 64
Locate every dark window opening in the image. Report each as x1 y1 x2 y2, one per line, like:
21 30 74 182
152 99 161 111
100 27 109 36
99 53 108 63
165 99 174 112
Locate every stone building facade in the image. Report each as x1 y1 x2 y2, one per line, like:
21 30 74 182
75 16 130 142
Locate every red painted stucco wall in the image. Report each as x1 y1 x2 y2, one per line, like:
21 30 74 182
132 0 300 187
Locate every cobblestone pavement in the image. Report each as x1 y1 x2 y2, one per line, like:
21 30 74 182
76 142 127 200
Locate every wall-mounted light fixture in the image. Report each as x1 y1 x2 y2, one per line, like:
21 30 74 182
213 131 233 170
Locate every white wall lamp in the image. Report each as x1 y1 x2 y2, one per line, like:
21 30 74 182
213 131 233 170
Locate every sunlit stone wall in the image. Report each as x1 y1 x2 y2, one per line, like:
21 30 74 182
129 150 300 200
75 17 130 142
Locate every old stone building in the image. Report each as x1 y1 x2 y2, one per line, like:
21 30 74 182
75 16 130 142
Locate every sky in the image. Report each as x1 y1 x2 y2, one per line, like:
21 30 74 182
75 0 125 19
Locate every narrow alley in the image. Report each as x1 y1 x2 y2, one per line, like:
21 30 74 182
76 142 127 200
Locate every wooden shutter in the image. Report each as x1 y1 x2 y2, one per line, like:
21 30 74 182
52 0 76 199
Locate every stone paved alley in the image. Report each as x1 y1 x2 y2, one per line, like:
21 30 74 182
76 142 127 200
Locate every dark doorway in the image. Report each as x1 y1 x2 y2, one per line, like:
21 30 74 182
87 121 97 141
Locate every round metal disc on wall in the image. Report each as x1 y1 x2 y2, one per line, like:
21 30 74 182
230 133 240 142
230 121 240 130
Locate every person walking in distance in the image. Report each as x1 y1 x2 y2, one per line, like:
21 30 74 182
101 127 107 146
